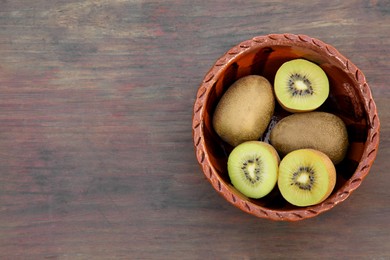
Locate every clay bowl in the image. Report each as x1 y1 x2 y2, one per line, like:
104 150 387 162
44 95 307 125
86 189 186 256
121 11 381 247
192 34 380 221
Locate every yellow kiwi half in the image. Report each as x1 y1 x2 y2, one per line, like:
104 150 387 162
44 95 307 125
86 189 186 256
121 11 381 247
278 149 336 207
274 59 329 112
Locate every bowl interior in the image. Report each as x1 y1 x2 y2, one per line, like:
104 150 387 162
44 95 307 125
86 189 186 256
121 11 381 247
202 43 369 211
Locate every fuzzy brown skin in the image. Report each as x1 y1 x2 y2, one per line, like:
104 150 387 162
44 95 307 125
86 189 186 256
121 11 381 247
213 75 275 147
270 112 349 164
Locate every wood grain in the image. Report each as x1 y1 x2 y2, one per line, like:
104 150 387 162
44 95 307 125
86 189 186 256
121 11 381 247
0 0 389 259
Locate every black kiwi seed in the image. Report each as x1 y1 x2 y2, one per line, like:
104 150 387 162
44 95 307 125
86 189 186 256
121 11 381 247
241 157 263 185
287 73 314 96
290 166 315 191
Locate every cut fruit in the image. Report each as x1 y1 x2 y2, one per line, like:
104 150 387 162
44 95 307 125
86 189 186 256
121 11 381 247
227 141 279 199
277 149 336 207
274 59 329 112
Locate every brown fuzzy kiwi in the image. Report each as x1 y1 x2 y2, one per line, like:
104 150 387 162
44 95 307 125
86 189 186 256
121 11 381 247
270 112 349 164
213 75 274 147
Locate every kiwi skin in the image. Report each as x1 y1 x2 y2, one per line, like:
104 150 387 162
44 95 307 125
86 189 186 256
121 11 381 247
270 112 349 164
213 75 275 147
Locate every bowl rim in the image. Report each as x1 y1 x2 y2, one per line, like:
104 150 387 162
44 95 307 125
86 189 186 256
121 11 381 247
192 33 380 221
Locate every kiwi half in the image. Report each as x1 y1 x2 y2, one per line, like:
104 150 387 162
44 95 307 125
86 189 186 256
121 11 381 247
227 141 279 199
274 59 329 112
278 149 336 207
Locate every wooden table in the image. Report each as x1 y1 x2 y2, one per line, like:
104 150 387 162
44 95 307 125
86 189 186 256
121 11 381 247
1 1 389 259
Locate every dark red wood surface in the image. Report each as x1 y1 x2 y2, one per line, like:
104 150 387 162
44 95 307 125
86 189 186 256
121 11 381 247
0 1 389 259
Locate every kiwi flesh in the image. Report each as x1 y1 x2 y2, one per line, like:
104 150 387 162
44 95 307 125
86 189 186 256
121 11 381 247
227 141 279 199
278 149 336 207
213 75 275 147
274 59 329 112
270 112 349 164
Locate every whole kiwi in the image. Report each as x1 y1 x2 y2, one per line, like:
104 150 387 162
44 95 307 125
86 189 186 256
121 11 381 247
270 112 349 164
213 75 275 147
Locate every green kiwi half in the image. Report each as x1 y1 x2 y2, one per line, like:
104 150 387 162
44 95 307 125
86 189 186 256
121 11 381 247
227 141 279 199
